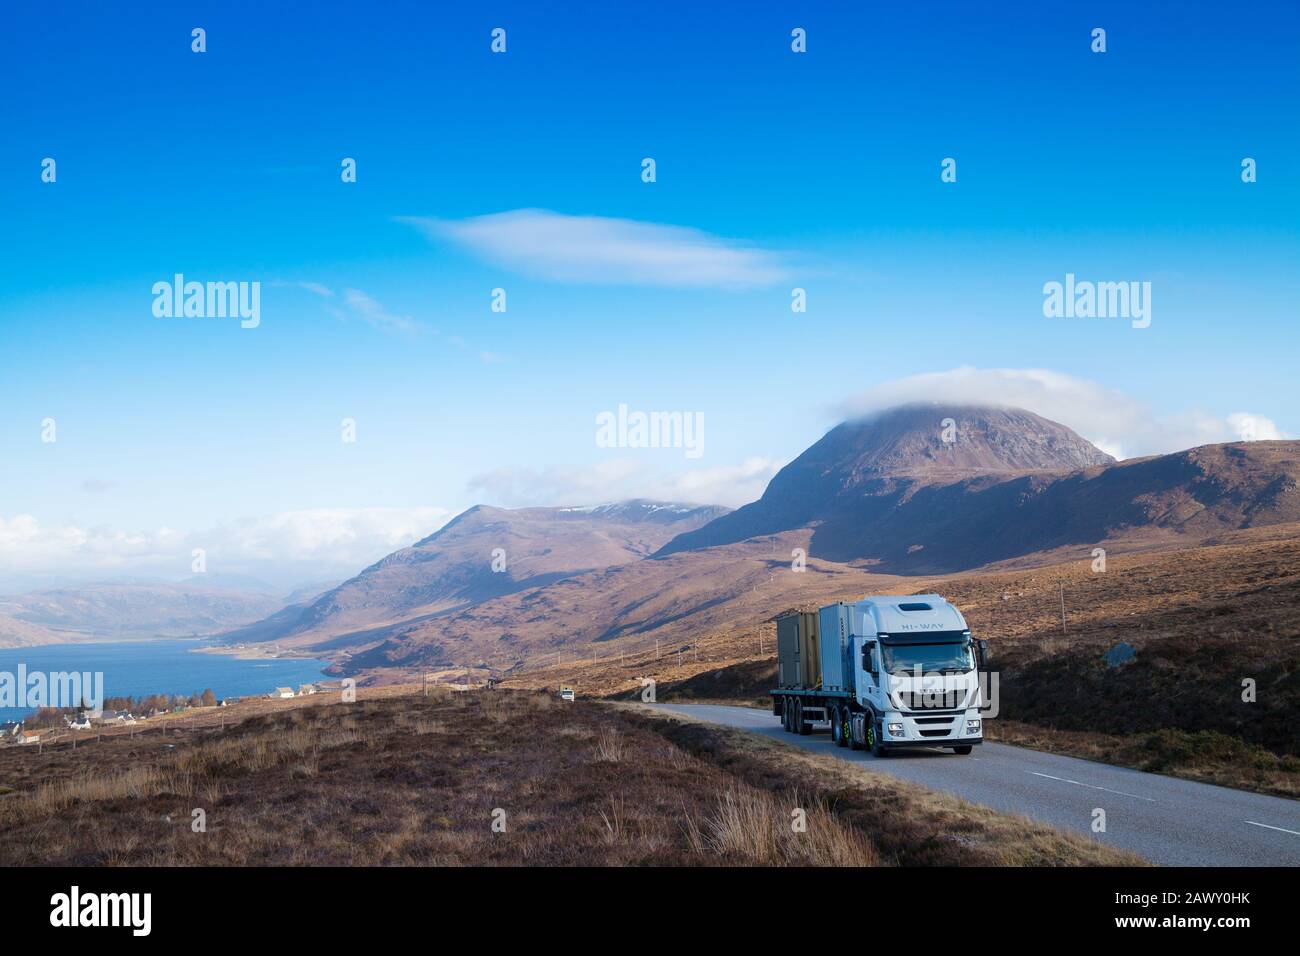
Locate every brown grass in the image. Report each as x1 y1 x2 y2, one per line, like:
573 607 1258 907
0 689 1141 866
684 787 879 866
593 727 625 763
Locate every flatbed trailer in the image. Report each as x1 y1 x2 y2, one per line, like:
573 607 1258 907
772 687 851 737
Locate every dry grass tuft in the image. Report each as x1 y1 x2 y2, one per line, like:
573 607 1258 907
593 727 625 763
686 787 879 866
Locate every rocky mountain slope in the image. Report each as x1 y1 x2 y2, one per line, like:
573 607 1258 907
656 405 1299 571
220 500 729 648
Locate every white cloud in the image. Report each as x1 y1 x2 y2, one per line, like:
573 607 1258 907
1225 412 1287 442
0 507 452 589
339 289 422 335
839 367 1291 459
279 281 423 335
401 209 790 288
207 507 452 563
467 457 782 510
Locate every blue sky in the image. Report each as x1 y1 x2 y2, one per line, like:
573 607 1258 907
1 0 1297 588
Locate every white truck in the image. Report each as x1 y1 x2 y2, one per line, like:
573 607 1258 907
772 594 988 756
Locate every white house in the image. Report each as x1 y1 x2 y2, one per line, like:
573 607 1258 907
17 730 40 745
297 684 317 696
273 687 295 699
95 711 136 726
66 713 93 731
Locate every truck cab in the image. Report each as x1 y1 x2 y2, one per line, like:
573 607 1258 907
847 595 985 754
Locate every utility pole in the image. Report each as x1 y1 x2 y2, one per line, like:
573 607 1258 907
1060 582 1067 634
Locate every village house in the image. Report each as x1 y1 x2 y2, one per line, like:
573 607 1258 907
66 712 94 731
17 729 41 745
94 710 136 726
297 683 318 696
273 687 295 699
0 721 21 740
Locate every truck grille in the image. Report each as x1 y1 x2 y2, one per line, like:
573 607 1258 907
891 690 966 712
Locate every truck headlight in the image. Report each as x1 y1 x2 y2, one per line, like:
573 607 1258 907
887 722 903 736
966 719 981 734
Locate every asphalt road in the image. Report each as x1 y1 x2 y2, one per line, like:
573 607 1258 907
656 703 1300 867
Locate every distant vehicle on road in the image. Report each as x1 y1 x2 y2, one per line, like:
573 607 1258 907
773 595 989 756
559 687 575 702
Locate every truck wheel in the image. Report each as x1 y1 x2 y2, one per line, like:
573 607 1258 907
867 721 889 758
831 707 845 747
797 699 812 736
781 698 791 732
848 715 863 751
952 745 973 755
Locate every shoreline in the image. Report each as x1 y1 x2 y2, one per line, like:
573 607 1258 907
190 643 325 663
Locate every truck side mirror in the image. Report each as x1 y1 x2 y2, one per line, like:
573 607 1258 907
862 641 877 675
977 639 989 669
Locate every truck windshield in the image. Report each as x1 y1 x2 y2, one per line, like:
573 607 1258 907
881 641 972 674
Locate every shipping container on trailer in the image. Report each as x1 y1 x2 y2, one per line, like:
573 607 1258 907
818 602 854 693
776 611 820 689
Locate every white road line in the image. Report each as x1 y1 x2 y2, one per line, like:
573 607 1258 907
1246 821 1300 837
1028 771 1157 803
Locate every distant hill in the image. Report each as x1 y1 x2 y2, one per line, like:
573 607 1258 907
220 500 730 648
0 581 288 646
0 610 68 648
656 405 1300 571
333 536 891 675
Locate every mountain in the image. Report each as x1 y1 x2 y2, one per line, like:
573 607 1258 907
222 500 730 648
333 535 892 675
656 404 1116 564
0 581 289 646
0 610 68 647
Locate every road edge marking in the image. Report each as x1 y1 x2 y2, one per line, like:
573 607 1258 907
1028 770 1157 803
1245 820 1300 837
